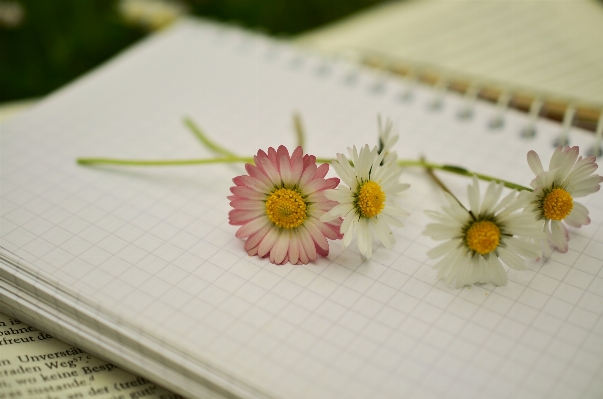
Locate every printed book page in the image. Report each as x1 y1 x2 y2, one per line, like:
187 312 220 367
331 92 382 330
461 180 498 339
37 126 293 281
0 312 179 399
1 18 602 399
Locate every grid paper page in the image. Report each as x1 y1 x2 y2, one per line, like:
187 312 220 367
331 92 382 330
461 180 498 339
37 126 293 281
1 19 602 399
296 0 603 108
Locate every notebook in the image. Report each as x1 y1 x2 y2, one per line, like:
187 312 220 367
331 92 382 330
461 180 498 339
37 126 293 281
1 18 602 399
296 0 603 133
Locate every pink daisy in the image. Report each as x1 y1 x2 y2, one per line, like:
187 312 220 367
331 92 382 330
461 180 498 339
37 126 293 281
228 146 342 265
527 146 603 253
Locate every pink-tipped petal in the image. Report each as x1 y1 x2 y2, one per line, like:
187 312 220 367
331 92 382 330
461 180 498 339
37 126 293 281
291 146 303 162
267 147 278 166
245 223 272 251
305 221 329 250
270 231 289 264
279 153 293 185
316 244 329 257
258 227 279 257
299 227 317 261
288 234 300 265
299 163 318 188
229 209 265 225
315 163 329 179
290 157 304 184
324 177 340 190
259 157 281 186
229 199 264 211
236 216 270 239
230 186 266 200
298 240 310 264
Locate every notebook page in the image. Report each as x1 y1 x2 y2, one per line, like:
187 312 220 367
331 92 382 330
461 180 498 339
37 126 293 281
1 19 602 399
296 0 603 108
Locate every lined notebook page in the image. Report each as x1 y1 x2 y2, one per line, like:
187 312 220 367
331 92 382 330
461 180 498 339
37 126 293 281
1 19 602 399
296 0 603 108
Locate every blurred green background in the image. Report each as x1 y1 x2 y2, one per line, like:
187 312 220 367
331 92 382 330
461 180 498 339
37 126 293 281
0 0 385 103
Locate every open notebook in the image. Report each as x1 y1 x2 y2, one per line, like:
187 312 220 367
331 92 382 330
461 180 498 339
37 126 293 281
1 18 602 399
296 0 603 132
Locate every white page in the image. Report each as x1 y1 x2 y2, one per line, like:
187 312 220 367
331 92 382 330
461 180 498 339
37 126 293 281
296 0 603 107
1 19 602 399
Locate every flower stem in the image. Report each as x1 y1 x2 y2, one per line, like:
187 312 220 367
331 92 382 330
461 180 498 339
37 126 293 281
398 159 533 192
183 117 239 158
419 157 470 213
76 152 532 194
293 112 306 149
77 156 254 166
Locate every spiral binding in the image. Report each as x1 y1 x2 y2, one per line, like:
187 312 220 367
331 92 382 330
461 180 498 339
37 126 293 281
211 23 603 158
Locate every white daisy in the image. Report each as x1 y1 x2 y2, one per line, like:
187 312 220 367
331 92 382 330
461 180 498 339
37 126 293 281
423 176 544 288
527 146 603 253
377 116 398 164
320 144 409 258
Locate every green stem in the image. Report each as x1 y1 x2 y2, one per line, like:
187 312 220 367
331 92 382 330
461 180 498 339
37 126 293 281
420 157 471 213
398 159 533 192
183 117 238 158
77 156 254 166
292 112 306 149
76 154 532 193
77 156 334 166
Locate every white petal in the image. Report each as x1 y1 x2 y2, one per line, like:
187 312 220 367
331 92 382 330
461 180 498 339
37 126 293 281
486 255 508 286
340 208 359 239
371 217 394 249
467 176 481 215
498 247 527 270
427 239 460 258
324 188 354 203
568 175 603 197
504 237 542 258
481 181 503 214
342 217 357 248
564 202 590 227
527 150 544 176
548 220 569 253
357 218 373 258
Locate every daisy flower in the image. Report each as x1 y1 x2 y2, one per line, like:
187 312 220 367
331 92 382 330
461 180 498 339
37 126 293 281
229 146 342 265
320 144 409 258
527 146 603 253
423 177 543 288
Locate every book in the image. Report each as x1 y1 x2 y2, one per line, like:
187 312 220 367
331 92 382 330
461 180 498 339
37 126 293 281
0 312 179 398
296 0 603 133
1 17 602 399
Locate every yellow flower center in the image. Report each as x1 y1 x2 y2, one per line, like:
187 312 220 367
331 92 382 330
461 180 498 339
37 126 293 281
356 181 386 218
265 188 307 229
466 220 501 255
543 188 573 221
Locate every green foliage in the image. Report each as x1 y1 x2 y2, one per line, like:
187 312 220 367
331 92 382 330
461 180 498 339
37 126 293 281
0 0 144 102
0 0 383 103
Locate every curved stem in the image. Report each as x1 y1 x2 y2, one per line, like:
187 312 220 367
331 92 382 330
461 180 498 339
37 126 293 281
420 157 470 213
183 117 239 158
397 159 533 192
